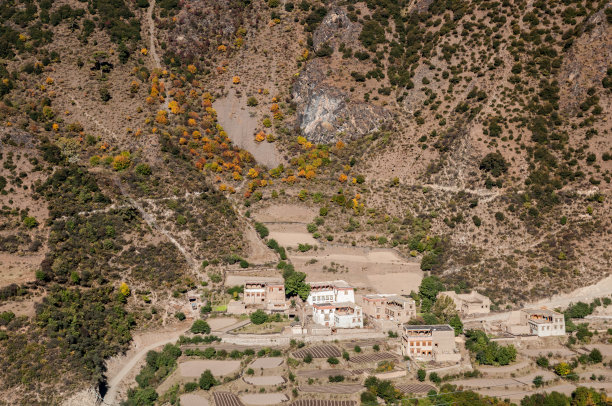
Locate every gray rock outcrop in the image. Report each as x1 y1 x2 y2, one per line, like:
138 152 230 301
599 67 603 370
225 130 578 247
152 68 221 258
292 60 391 144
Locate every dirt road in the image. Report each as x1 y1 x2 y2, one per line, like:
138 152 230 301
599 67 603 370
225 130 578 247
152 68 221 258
103 328 187 405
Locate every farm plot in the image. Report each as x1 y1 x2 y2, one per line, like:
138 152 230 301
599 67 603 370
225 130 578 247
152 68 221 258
240 393 289 405
292 345 341 359
214 392 245 406
291 401 356 406
244 376 286 385
181 394 210 406
250 357 284 369
297 369 353 378
179 360 241 377
299 384 363 394
395 383 436 394
349 352 398 364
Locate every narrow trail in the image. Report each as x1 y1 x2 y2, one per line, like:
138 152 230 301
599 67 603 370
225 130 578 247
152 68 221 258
147 0 161 69
115 178 201 275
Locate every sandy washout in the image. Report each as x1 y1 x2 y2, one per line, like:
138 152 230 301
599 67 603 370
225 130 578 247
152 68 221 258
250 357 284 369
179 360 241 377
180 394 210 406
240 393 288 405
244 375 286 385
214 88 282 169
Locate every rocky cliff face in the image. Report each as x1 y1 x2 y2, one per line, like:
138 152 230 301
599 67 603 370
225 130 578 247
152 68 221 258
558 5 611 113
292 9 390 144
312 8 360 52
292 59 391 144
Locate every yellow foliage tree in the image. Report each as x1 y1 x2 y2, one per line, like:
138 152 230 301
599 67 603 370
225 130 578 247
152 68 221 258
232 76 241 84
338 173 348 183
248 168 259 178
119 282 131 296
187 64 197 74
255 131 266 142
168 100 180 114
155 110 168 124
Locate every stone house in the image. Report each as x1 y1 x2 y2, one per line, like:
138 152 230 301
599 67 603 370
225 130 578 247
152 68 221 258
363 294 417 325
401 324 460 363
437 290 491 316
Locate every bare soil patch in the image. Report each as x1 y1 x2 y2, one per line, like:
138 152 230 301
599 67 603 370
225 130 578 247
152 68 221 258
180 393 210 406
292 246 422 296
0 252 44 286
253 205 318 223
207 317 240 331
249 357 284 369
179 360 241 378
240 393 288 405
214 88 282 169
268 224 319 248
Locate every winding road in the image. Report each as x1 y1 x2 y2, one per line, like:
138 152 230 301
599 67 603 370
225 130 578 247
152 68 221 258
103 329 187 405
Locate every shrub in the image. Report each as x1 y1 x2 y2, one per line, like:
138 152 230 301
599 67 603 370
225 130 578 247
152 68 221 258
303 353 313 363
327 357 339 365
480 152 509 177
417 369 426 381
250 310 268 325
174 312 186 321
23 216 38 229
254 222 269 238
247 96 258 106
199 369 217 390
191 320 211 334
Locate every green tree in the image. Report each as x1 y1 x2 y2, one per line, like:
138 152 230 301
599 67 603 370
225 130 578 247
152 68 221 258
199 370 216 390
532 375 544 388
431 294 458 322
190 320 211 334
588 348 602 364
417 369 426 382
449 314 463 336
419 276 444 312
250 310 268 325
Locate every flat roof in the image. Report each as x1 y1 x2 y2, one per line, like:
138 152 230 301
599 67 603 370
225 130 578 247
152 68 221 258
403 324 453 332
308 280 353 289
523 308 560 316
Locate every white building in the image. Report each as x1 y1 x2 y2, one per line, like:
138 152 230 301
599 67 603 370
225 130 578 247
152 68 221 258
312 302 363 328
306 280 355 305
522 308 566 337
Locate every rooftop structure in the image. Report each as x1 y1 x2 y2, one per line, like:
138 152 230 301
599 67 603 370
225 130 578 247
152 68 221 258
243 278 287 312
437 290 491 316
401 324 459 363
521 308 565 337
363 294 416 326
306 280 355 305
312 301 363 328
